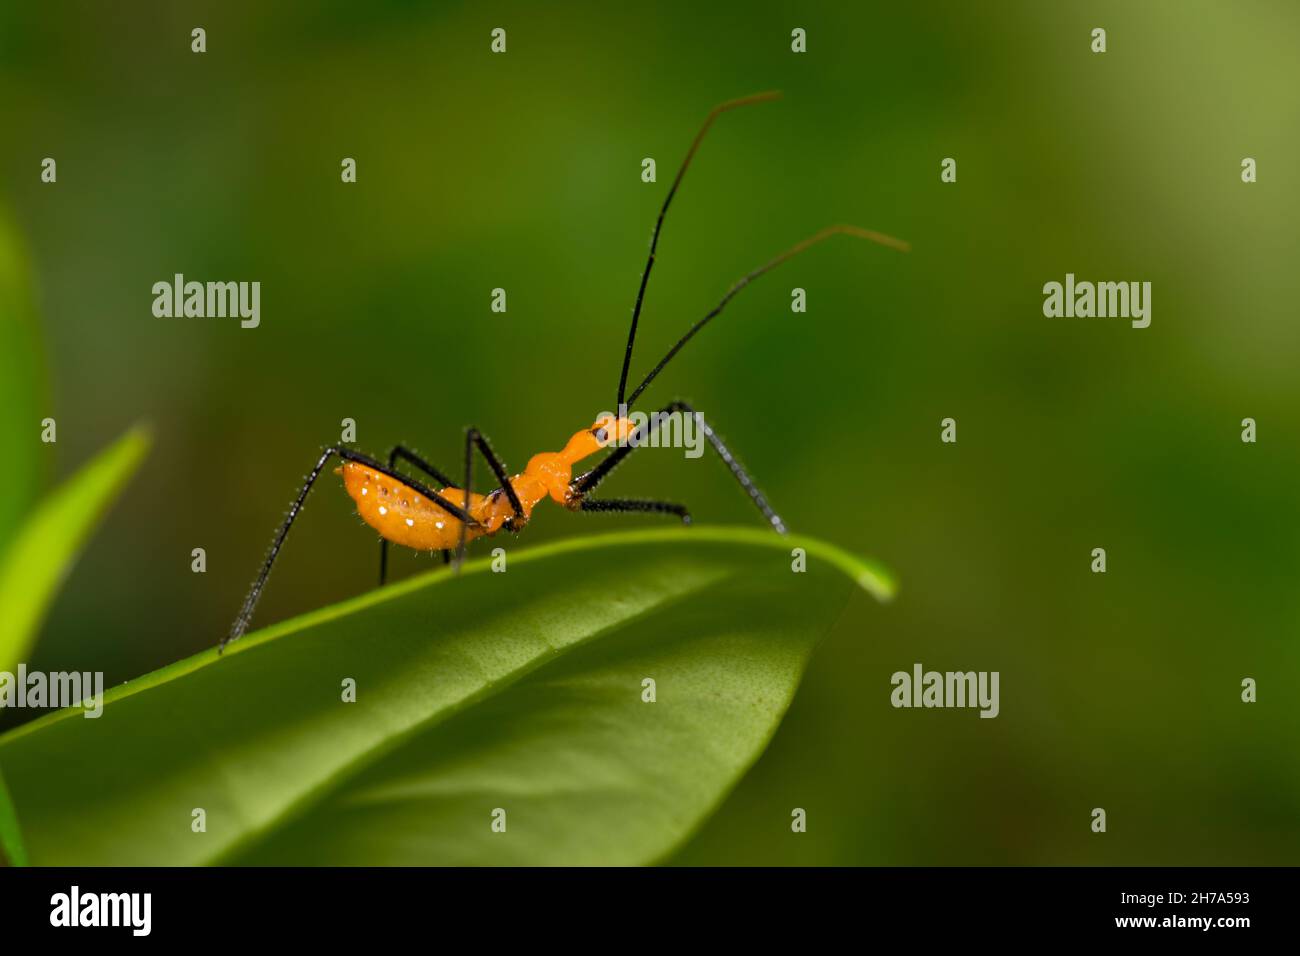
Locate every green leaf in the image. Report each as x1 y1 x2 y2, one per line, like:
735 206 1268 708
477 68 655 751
0 211 47 551
0 426 151 674
0 527 892 866
0 764 27 867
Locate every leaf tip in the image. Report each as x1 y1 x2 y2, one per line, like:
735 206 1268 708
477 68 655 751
854 566 897 602
119 422 154 456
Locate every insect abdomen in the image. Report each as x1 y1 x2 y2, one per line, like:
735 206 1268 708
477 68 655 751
340 462 478 551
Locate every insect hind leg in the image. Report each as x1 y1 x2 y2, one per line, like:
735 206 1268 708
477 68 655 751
225 446 475 651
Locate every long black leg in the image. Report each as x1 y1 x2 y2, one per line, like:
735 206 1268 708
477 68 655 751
454 427 526 570
572 400 787 534
225 446 476 650
380 444 455 586
389 445 454 486
579 497 691 523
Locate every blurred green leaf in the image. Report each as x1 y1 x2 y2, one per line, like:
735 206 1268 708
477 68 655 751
0 212 46 551
0 765 26 866
0 527 892 865
0 426 151 673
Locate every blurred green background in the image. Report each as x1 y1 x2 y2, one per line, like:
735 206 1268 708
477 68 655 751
2 0 1298 864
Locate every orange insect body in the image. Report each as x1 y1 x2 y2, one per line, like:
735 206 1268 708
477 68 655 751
224 91 910 652
340 415 635 551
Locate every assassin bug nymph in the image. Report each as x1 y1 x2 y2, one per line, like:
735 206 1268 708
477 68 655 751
223 91 908 650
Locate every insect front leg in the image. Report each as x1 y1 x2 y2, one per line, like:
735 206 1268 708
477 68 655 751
571 400 785 533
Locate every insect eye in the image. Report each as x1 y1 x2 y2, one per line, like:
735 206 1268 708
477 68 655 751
593 427 609 443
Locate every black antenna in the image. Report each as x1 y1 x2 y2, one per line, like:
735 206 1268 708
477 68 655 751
615 91 783 412
625 224 910 408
